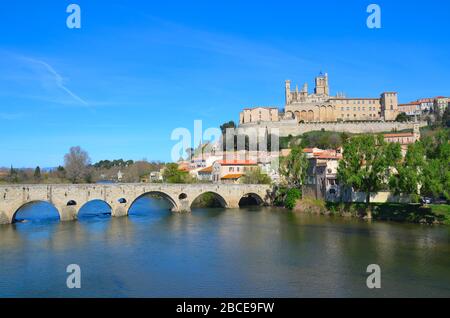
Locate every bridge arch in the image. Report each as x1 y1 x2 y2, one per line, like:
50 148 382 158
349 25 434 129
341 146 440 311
190 191 228 209
11 200 61 224
239 193 264 207
127 191 178 214
77 199 112 218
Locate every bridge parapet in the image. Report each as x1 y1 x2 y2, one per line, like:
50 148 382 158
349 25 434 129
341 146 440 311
0 183 273 225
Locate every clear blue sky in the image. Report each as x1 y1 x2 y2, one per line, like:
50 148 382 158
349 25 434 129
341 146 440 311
0 0 449 167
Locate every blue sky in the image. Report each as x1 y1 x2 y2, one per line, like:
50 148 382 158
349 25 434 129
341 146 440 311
0 0 449 167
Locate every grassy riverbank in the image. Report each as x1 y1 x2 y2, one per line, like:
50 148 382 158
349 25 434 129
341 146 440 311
293 198 450 225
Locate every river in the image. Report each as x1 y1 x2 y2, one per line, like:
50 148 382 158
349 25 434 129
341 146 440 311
0 197 449 297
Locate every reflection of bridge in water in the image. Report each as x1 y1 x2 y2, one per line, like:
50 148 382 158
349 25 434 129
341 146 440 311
0 183 273 224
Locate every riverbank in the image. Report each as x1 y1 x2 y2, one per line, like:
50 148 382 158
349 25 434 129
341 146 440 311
293 197 450 225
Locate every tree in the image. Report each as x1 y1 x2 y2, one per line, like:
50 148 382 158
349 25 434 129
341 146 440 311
338 135 401 218
395 112 408 122
284 188 302 210
442 106 450 128
34 166 42 182
220 121 236 135
9 165 18 183
56 166 66 180
389 142 425 202
279 146 309 187
162 163 193 183
241 167 271 185
64 146 91 183
422 141 450 200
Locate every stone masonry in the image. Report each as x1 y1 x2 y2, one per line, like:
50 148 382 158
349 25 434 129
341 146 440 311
0 183 273 225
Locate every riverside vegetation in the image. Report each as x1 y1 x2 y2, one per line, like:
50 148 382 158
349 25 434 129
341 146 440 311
276 123 450 225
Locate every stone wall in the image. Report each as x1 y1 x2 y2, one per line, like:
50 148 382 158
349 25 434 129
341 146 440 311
238 121 427 137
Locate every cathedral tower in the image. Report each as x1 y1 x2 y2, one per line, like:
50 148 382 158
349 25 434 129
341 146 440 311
314 72 329 96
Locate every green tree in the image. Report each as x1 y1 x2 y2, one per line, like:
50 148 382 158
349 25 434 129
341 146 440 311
162 163 194 183
338 134 401 217
241 167 271 185
220 121 236 135
34 166 42 182
422 141 450 200
9 165 18 183
56 166 66 180
395 112 408 122
441 106 450 128
284 188 302 210
389 142 425 202
279 146 309 187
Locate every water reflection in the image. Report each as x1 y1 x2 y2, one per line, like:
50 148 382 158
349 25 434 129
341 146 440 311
0 201 449 298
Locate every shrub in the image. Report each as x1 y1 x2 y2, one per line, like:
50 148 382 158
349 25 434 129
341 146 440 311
285 188 302 210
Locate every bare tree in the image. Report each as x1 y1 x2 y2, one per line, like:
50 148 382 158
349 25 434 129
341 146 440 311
64 146 91 183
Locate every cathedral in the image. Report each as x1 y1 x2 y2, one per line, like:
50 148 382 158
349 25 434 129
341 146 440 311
240 73 399 124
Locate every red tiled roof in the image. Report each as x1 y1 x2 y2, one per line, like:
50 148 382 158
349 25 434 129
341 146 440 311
221 174 244 180
198 166 213 173
315 155 342 160
303 148 320 153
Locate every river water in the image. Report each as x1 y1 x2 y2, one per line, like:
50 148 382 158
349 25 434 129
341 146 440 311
0 197 449 298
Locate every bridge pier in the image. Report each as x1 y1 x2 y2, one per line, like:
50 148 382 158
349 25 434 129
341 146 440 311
111 205 128 218
0 210 9 225
59 205 78 222
177 198 191 213
226 199 240 209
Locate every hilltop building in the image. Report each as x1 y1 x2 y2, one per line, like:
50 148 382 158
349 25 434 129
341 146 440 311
240 73 400 124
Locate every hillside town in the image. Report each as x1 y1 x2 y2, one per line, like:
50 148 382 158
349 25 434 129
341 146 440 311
1 73 449 208
160 73 449 206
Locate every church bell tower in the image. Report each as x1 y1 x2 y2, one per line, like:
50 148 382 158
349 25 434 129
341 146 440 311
314 72 329 96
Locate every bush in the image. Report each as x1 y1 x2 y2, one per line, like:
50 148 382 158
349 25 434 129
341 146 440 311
285 188 302 210
273 186 288 206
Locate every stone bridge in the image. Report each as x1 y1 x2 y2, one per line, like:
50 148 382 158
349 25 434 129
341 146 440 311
0 183 274 225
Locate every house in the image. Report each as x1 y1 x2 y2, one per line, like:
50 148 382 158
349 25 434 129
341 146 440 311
220 173 245 184
398 102 421 117
304 151 342 201
212 160 258 184
149 171 162 182
434 96 450 115
197 166 213 182
302 147 325 158
383 125 420 156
